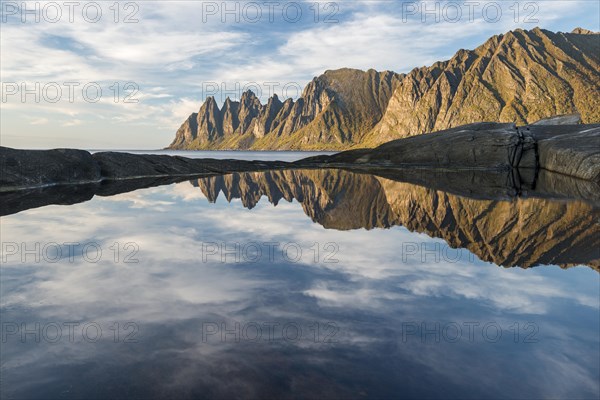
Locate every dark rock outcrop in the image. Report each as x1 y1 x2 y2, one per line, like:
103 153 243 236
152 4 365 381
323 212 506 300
529 124 600 181
0 147 292 192
300 121 600 183
0 147 101 191
2 120 598 195
334 123 536 171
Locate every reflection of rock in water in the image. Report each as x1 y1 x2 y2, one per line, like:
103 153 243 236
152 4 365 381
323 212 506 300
192 170 395 230
192 169 600 270
378 179 600 270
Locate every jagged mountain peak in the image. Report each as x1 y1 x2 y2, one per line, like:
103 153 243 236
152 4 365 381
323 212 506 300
571 27 597 34
203 95 218 106
240 89 259 100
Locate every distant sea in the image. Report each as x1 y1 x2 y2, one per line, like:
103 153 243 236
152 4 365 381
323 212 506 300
87 150 336 162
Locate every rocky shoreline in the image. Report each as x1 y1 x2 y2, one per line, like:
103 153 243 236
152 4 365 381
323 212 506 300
298 121 600 181
2 119 599 205
0 147 292 193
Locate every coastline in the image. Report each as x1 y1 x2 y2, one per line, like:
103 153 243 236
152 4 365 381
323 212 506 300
2 120 599 198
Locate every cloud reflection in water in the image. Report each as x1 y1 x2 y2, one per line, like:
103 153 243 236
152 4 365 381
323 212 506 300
1 171 599 399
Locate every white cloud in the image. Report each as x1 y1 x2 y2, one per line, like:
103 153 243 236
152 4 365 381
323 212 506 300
30 117 49 125
62 119 82 127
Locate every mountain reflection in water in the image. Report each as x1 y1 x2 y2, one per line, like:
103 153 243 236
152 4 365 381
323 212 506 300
192 169 599 270
2 168 599 270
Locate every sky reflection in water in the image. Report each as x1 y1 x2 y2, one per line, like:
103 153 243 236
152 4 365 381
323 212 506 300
1 172 599 399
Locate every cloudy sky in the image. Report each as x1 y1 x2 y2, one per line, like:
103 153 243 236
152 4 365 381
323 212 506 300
1 0 598 149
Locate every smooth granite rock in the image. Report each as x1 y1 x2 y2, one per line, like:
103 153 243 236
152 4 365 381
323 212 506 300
299 123 537 171
531 113 582 125
298 122 599 184
0 147 101 191
529 124 600 181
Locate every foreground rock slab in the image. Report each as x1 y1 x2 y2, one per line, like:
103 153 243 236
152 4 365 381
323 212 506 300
298 121 600 182
0 149 291 192
0 147 102 190
529 124 600 181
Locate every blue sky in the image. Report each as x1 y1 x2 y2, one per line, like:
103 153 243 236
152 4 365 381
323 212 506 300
1 0 598 149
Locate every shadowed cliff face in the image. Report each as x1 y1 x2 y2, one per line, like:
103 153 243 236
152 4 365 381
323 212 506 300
192 169 600 270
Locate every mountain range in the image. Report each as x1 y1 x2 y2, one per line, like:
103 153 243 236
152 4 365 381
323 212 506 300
168 27 600 150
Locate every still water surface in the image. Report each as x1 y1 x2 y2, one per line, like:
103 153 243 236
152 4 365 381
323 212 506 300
88 150 334 162
1 153 599 399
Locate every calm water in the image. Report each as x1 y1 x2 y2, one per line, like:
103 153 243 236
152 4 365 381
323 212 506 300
1 161 599 399
88 150 335 162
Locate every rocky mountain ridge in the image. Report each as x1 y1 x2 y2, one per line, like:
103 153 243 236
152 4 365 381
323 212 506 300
169 27 599 150
169 69 401 150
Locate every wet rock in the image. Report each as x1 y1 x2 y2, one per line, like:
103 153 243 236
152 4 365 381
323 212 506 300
1 120 598 195
92 151 292 180
92 152 214 179
301 122 599 183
